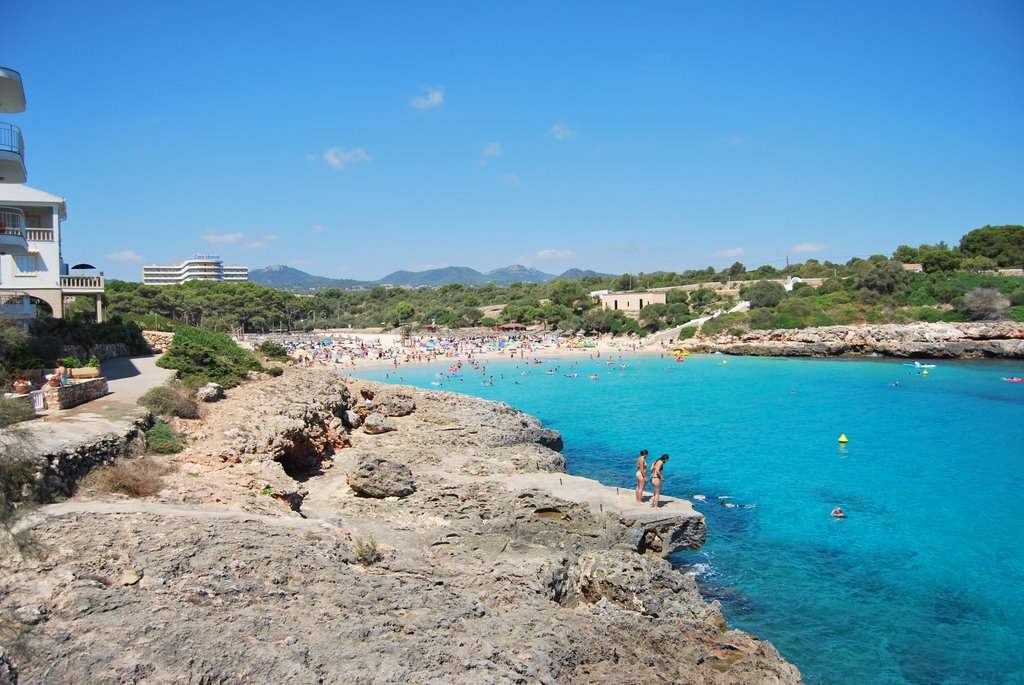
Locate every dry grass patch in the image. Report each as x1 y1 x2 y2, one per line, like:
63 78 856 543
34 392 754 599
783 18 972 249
82 457 176 498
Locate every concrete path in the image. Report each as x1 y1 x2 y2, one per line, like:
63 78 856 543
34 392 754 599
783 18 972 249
6 355 175 455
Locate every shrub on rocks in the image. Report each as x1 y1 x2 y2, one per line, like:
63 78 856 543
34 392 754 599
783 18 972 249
347 454 415 498
138 381 200 419
146 420 184 454
81 457 174 498
156 326 263 388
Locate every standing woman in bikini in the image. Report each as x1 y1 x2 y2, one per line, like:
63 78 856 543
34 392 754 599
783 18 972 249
634 450 649 503
650 454 669 508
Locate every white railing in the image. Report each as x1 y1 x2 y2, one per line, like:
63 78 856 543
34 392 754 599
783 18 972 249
0 123 23 157
26 228 54 241
60 274 104 289
0 206 25 238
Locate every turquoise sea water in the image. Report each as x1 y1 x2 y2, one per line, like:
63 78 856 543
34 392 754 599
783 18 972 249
355 353 1024 685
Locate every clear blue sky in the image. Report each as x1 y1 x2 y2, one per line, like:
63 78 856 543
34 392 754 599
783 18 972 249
7 1 1023 282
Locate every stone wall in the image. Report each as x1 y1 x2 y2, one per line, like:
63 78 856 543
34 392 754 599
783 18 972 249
41 378 109 410
30 415 151 499
141 330 174 353
61 343 132 362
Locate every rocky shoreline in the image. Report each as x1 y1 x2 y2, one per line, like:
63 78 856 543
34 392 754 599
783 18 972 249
680 321 1024 359
1 370 801 684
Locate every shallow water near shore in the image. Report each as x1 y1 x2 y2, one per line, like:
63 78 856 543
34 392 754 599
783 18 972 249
356 353 1024 685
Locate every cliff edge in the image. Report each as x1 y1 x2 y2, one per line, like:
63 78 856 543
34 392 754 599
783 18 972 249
1 370 801 684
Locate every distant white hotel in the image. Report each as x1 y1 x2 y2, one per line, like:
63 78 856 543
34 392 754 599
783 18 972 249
142 256 248 286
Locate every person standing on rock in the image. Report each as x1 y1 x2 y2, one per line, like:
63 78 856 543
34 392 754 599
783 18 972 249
635 449 649 503
650 454 669 508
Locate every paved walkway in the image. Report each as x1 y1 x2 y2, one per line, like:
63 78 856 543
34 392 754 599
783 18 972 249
8 355 174 454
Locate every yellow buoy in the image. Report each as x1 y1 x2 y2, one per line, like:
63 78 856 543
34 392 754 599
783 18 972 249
922 370 928 376
838 434 849 443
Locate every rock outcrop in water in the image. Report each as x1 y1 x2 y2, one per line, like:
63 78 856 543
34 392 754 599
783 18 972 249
1 369 802 684
683 321 1024 358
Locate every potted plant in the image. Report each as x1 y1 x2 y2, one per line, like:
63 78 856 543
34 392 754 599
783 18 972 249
12 379 32 395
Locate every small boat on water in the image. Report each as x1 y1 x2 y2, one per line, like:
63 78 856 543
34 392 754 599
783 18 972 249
1002 377 1024 383
904 361 936 369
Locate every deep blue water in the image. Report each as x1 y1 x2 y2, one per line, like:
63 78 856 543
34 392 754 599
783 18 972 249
355 353 1024 685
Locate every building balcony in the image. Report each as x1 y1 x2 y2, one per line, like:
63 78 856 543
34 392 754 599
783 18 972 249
60 274 105 293
0 205 27 252
0 123 26 183
0 68 25 113
26 228 53 241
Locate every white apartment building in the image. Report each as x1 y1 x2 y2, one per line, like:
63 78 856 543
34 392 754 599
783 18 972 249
142 256 248 285
0 67 103 322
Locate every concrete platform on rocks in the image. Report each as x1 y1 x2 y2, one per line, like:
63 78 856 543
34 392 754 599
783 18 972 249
497 471 707 556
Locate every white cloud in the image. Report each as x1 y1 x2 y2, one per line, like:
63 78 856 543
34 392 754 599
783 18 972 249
500 172 523 188
549 122 578 141
322 147 371 171
480 142 503 165
202 231 245 245
791 242 827 253
410 86 445 109
262 233 279 241
714 247 746 258
245 241 268 249
106 249 144 262
312 224 326 233
534 248 575 261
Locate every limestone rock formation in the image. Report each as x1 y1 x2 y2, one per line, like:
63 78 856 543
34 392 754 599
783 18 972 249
680 321 1024 359
196 382 225 402
362 412 397 434
347 453 416 498
0 371 803 685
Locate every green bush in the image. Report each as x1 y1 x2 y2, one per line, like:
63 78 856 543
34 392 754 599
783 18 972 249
146 420 184 454
86 355 101 368
156 326 263 388
257 341 290 361
702 312 749 337
676 327 697 340
266 366 284 377
138 382 201 419
60 356 83 368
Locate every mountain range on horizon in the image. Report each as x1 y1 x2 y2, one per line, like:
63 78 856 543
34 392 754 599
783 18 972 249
249 264 615 291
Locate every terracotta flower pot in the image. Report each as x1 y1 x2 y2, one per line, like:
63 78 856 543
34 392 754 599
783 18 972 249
48 378 60 387
14 385 29 395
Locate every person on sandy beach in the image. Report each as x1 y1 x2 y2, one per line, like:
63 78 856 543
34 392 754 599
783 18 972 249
650 454 669 508
634 449 649 503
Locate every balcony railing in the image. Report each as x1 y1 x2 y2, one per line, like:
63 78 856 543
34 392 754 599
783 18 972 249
60 274 104 290
0 206 26 238
0 123 23 157
26 228 53 241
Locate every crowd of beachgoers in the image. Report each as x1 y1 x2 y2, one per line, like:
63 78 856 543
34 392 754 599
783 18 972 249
237 330 679 370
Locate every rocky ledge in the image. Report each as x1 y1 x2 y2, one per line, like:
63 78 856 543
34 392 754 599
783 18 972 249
684 321 1024 359
1 370 801 684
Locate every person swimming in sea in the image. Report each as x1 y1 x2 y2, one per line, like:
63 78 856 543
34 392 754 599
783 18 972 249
634 449 649 504
831 507 847 518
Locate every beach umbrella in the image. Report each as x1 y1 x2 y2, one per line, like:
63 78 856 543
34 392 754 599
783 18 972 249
70 263 96 271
